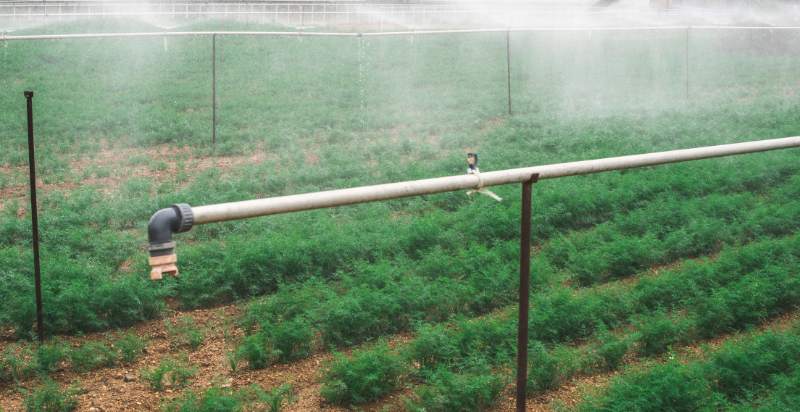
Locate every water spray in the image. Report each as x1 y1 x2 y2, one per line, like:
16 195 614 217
465 153 502 202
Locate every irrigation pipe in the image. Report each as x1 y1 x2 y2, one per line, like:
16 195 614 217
4 26 800 41
146 135 800 275
180 136 800 225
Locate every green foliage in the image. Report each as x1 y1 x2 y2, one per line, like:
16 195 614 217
729 368 800 411
115 333 147 364
255 317 315 365
141 355 197 391
320 341 406 406
35 342 67 375
405 369 504 412
164 384 293 412
578 328 800 411
0 344 35 384
406 323 459 372
67 341 117 372
23 379 79 412
706 331 800 401
634 313 694 357
235 334 275 370
166 316 205 351
526 341 564 393
4 22 800 411
591 327 632 372
579 362 713 412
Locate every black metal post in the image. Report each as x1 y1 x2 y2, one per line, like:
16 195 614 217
212 33 217 146
685 27 690 100
516 173 537 412
25 91 44 343
506 29 513 116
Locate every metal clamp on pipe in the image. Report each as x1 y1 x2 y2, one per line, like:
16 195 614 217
147 203 194 280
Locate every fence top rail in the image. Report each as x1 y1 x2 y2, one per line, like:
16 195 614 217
190 136 800 225
4 25 800 41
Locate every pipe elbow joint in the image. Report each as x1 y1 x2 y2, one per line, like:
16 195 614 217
147 203 193 280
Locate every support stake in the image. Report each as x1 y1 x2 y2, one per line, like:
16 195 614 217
25 91 44 343
516 173 538 412
212 33 217 146
685 26 690 100
506 29 513 116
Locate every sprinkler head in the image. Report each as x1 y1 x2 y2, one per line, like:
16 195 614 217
149 251 178 280
467 152 479 173
147 204 193 280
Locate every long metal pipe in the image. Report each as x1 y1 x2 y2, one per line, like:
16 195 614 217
190 136 800 225
3 26 799 41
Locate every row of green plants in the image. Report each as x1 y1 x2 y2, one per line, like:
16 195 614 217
317 232 800 408
232 165 800 370
576 326 800 411
0 333 147 386
1 314 212 387
2 99 798 338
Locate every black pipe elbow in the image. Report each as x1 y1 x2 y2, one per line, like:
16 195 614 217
148 203 194 257
147 204 193 280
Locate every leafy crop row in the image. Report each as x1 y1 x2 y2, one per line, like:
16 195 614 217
578 326 800 411
235 168 800 370
319 232 800 407
0 334 147 386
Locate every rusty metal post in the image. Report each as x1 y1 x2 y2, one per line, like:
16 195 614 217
516 173 537 412
25 91 44 343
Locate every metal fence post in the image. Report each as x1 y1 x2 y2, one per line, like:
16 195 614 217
506 29 513 116
25 91 44 343
212 33 217 146
517 173 538 412
685 26 690 100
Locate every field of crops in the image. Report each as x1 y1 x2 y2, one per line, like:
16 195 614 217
2 18 800 411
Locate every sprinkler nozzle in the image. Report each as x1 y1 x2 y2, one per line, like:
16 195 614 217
147 204 193 280
467 152 479 173
149 252 178 280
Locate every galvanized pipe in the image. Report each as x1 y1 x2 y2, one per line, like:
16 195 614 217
3 26 799 41
190 136 800 225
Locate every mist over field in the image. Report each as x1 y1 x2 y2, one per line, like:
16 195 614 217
2 1 800 411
